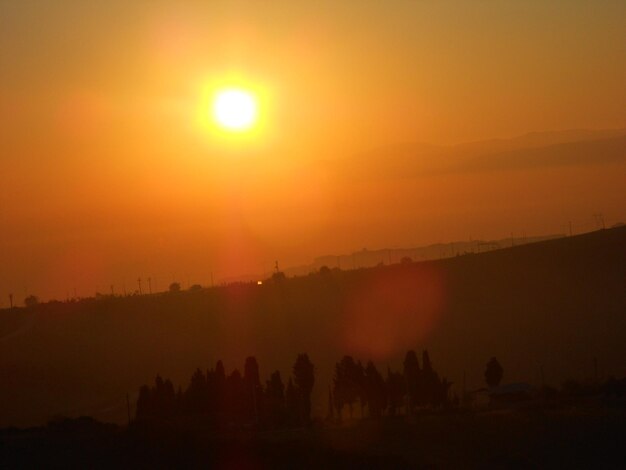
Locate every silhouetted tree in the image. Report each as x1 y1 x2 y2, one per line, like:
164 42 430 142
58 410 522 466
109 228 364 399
333 356 361 420
155 376 176 418
244 356 261 387
169 282 181 293
386 367 405 416
212 360 227 421
24 295 39 307
136 385 151 421
244 356 262 423
485 357 503 388
184 368 207 415
226 369 246 424
188 284 202 292
356 360 367 417
422 350 441 406
364 361 387 418
265 371 285 427
135 375 176 421
434 377 452 408
403 350 420 413
215 360 226 382
293 354 314 424
175 386 183 413
285 378 299 426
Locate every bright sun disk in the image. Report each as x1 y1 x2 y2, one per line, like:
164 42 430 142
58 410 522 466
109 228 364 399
213 89 258 131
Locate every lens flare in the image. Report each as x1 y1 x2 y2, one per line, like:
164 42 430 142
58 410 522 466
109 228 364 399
341 265 446 359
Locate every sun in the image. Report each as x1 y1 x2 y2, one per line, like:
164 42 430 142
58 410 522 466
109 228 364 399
212 88 258 131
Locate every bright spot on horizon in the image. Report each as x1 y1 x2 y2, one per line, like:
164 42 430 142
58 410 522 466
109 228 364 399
212 89 258 131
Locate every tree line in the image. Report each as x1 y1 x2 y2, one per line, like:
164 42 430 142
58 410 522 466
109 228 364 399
136 354 314 429
135 349 464 429
331 350 455 421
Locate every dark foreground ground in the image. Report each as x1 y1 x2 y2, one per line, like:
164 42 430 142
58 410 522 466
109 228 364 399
2 405 625 469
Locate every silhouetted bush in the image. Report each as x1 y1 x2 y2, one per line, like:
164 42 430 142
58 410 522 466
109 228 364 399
485 357 503 388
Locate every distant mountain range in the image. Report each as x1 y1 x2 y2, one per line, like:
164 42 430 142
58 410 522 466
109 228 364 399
229 127 626 283
282 234 563 278
334 127 626 180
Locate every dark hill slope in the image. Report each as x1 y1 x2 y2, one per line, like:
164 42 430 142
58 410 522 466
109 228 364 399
1 227 624 427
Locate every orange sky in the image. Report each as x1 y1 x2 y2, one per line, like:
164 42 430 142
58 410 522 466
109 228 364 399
1 1 625 301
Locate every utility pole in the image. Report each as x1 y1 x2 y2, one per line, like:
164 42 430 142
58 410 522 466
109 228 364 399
137 277 142 295
9 293 13 309
147 277 152 294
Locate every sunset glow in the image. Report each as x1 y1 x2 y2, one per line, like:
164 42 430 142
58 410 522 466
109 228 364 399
1 3 625 462
0 0 624 302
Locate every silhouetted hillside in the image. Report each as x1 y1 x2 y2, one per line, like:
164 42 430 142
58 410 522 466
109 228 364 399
1 227 625 427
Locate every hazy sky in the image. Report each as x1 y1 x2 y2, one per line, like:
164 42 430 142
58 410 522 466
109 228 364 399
1 1 625 301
